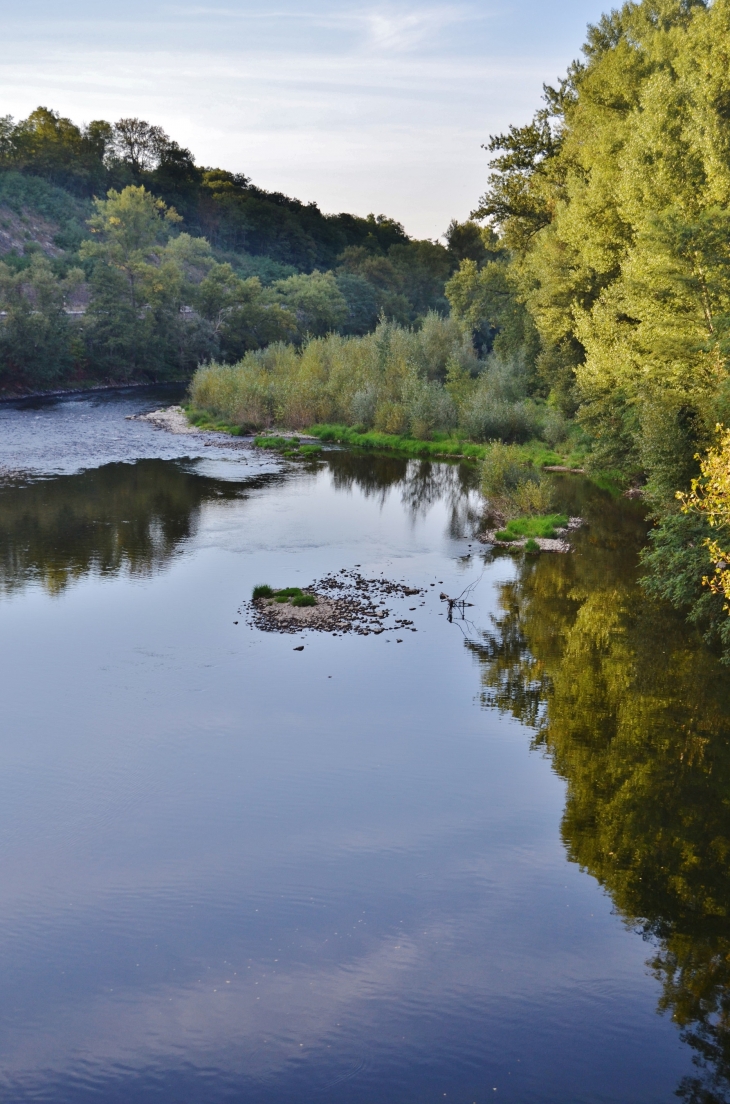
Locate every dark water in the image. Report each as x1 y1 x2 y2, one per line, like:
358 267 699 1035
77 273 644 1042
0 393 729 1103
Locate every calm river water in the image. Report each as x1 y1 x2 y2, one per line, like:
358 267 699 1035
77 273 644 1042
1 390 729 1103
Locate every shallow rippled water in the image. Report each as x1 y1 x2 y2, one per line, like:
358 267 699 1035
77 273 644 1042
0 390 727 1103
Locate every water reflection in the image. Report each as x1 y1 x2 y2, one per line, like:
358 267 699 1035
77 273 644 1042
326 452 482 536
469 479 730 1103
0 453 483 597
0 460 245 594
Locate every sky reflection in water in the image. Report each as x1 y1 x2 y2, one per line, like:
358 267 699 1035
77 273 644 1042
0 395 726 1103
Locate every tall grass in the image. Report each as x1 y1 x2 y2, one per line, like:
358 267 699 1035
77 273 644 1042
189 314 570 448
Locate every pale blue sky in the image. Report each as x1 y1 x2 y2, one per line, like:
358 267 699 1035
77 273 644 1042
2 1 609 238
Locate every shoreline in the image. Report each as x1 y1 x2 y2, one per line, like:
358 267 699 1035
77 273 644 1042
0 380 189 405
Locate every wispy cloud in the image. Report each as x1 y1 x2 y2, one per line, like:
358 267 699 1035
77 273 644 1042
359 5 478 53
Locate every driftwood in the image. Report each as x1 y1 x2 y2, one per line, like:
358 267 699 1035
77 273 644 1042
439 577 481 622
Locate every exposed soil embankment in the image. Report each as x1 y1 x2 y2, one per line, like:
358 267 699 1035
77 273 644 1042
245 570 425 637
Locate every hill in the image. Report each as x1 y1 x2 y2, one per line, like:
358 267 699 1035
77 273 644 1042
0 108 463 392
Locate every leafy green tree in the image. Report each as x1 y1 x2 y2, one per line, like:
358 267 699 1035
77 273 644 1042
445 256 539 366
0 255 83 387
272 271 348 337
334 272 380 335
195 264 297 358
445 220 501 266
0 107 110 194
81 185 207 378
469 0 730 636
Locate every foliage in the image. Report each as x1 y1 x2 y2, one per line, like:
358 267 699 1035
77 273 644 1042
0 107 417 271
271 271 348 336
0 255 84 386
189 313 576 458
0 107 469 389
469 0 730 644
189 315 472 433
481 441 555 518
252 584 274 599
677 424 730 612
494 513 568 541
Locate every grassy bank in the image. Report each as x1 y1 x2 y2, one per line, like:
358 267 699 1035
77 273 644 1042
306 425 579 466
184 405 583 467
494 513 569 541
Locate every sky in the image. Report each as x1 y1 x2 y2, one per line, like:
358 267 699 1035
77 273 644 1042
1 1 609 240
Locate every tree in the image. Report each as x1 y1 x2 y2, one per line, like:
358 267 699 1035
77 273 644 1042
110 118 171 173
272 271 348 337
677 424 730 613
0 255 83 387
445 220 501 266
446 257 539 365
195 264 297 359
81 185 196 378
1 107 110 194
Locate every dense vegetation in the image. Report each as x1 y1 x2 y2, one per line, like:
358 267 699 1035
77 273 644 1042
459 0 730 657
188 314 574 453
0 108 462 390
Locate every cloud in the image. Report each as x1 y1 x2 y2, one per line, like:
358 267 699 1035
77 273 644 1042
359 5 478 53
0 0 596 236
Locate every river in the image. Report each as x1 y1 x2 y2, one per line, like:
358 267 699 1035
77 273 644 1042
0 389 728 1103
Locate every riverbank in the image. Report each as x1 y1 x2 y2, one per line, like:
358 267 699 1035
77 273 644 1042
0 379 188 405
183 405 586 468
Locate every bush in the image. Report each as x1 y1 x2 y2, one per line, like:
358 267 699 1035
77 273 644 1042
189 315 480 434
252 584 273 598
292 594 316 606
540 406 570 447
481 442 553 518
463 396 541 443
191 361 274 430
188 316 574 454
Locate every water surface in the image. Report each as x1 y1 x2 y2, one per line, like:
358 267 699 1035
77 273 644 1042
0 392 728 1103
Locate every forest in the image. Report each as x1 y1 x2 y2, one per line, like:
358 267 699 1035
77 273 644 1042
0 109 459 390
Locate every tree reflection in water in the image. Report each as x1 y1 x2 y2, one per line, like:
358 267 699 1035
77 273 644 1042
0 459 248 595
326 452 483 538
0 452 480 598
468 477 730 1103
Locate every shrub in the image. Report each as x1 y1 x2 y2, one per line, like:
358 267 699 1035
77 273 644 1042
252 584 273 598
540 407 570 447
512 477 554 514
481 442 553 519
292 594 316 607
